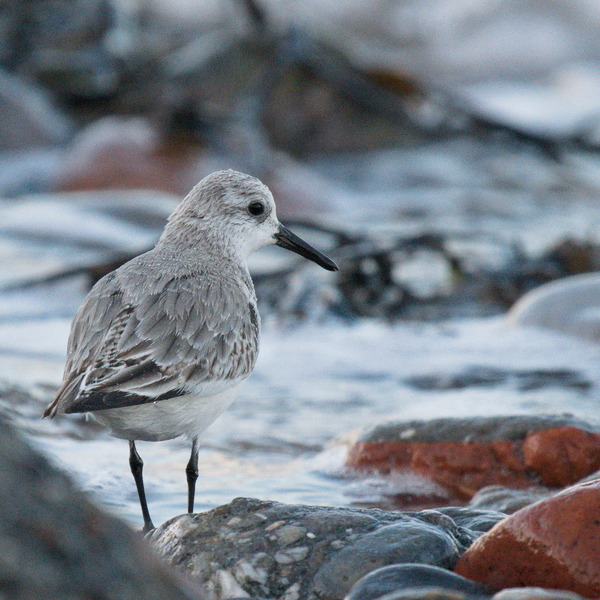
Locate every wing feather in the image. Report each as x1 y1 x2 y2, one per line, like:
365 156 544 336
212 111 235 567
45 265 259 416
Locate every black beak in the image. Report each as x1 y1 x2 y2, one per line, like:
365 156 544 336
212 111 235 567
274 224 338 271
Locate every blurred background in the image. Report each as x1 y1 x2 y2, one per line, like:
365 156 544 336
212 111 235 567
2 0 600 525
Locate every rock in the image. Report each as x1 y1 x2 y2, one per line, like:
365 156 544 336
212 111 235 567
492 589 589 600
346 415 600 502
508 273 600 341
151 497 500 600
345 564 493 600
454 480 600 598
0 68 71 149
522 426 600 486
0 189 179 289
405 367 590 393
0 411 202 600
55 116 206 195
468 486 552 514
1 0 120 98
433 507 505 542
313 521 461 600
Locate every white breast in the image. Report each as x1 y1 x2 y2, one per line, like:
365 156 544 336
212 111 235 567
92 382 245 441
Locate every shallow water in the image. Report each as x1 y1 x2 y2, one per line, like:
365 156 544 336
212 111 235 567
4 303 600 527
3 140 600 529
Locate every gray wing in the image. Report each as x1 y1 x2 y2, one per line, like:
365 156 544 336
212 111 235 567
45 272 259 416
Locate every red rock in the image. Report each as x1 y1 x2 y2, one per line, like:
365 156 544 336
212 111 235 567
347 440 532 500
346 419 600 502
56 117 205 195
523 427 600 487
454 479 600 598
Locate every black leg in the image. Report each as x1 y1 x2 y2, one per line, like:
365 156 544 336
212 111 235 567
186 436 199 514
128 440 154 533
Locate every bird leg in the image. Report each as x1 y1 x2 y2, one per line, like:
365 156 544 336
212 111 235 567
128 440 155 533
186 436 199 514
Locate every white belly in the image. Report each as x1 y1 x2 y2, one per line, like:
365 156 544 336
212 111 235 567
92 382 244 441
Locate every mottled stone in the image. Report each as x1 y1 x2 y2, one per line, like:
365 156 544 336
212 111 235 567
346 416 600 501
152 498 500 600
455 480 600 597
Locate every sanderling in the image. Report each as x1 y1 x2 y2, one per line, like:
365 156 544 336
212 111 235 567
44 169 338 531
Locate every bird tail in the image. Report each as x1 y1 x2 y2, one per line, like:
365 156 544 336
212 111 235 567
43 374 85 418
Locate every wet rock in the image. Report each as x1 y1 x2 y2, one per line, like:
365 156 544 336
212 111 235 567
151 497 499 600
509 273 600 341
432 507 505 540
346 564 493 600
405 367 590 393
0 68 71 149
313 520 460 600
454 480 600 598
347 569 592 600
491 588 589 600
1 0 120 98
467 486 552 514
0 412 202 600
522 426 600 487
55 116 206 195
0 189 178 289
346 416 600 502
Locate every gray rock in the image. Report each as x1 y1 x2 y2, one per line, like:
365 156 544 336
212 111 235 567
355 415 599 444
313 521 461 600
151 497 500 600
1 0 120 98
468 485 552 514
433 507 505 535
492 588 588 600
374 589 475 600
0 412 202 600
0 68 71 149
345 564 493 600
0 189 178 290
405 367 590 393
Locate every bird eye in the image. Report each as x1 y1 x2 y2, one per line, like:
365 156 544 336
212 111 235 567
247 201 265 217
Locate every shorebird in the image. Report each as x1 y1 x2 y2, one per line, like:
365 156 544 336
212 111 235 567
44 169 338 531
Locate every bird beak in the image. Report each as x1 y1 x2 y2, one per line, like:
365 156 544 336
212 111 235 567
274 224 339 271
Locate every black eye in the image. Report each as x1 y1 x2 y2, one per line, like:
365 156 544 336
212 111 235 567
247 201 265 216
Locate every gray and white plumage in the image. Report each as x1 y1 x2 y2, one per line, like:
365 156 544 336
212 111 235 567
44 169 337 529
45 169 337 440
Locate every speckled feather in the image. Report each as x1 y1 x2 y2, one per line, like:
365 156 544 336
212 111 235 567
44 170 269 421
45 252 259 417
44 169 336 443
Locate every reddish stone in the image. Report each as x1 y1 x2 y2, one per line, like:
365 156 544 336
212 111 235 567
411 440 531 499
346 425 600 501
56 117 205 196
454 479 600 597
347 440 532 500
523 427 600 487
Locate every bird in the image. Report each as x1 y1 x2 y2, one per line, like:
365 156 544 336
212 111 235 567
44 169 338 532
